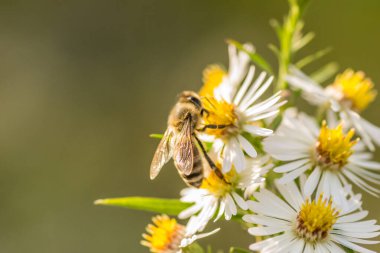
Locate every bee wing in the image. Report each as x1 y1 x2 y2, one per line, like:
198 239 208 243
173 117 194 176
150 128 174 179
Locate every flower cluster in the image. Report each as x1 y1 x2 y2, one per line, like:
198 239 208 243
96 1 380 253
140 41 380 253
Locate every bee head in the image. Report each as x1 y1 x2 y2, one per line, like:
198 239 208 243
178 91 202 108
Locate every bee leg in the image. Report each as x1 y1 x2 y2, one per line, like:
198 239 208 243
200 108 209 118
197 124 227 132
193 135 230 184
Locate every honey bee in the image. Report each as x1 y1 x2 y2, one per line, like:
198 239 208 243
150 91 225 187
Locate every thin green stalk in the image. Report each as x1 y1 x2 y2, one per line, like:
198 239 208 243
275 0 311 91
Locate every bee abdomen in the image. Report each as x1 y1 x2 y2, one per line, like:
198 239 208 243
180 157 204 188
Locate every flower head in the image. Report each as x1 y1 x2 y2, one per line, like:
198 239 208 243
141 215 185 253
201 96 238 138
316 121 358 170
287 67 380 150
141 215 219 253
296 196 339 242
264 108 380 201
179 159 269 234
198 44 286 173
329 69 376 112
244 181 380 253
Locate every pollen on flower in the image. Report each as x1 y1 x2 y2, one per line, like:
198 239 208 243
141 215 185 253
199 65 227 97
330 69 377 112
316 121 358 170
201 169 233 197
201 96 239 138
296 195 339 242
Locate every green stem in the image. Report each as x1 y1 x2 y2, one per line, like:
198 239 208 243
275 0 310 91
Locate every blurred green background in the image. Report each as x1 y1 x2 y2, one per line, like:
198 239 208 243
0 0 379 252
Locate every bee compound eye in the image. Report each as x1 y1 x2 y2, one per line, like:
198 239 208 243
189 96 201 108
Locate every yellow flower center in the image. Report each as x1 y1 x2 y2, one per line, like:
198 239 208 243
330 69 377 112
141 215 185 253
201 168 234 197
199 65 226 97
296 196 339 242
316 121 358 170
201 96 239 138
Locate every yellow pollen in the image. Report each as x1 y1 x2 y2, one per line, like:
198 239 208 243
331 69 377 112
141 215 185 253
201 96 238 138
316 121 358 170
201 168 233 197
199 65 227 97
296 195 339 242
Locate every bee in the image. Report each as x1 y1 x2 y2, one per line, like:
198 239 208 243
150 91 226 187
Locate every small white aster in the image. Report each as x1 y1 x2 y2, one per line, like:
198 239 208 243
263 108 380 202
141 214 219 253
179 160 268 234
243 180 380 253
199 60 286 173
287 67 380 151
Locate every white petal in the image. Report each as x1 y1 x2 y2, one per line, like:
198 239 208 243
222 142 233 173
230 137 245 172
233 65 255 105
243 214 289 227
241 75 274 110
181 227 220 247
225 193 237 217
239 72 267 110
237 135 257 157
331 234 377 253
244 125 273 136
303 167 322 197
277 163 310 184
214 199 225 222
337 211 368 223
232 191 248 210
248 226 286 236
275 180 304 211
274 159 310 173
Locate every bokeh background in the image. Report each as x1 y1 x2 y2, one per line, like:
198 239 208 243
0 0 379 252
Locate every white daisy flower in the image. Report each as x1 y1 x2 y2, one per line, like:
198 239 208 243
263 108 380 201
198 46 286 173
141 214 219 253
179 160 268 234
244 180 380 253
287 67 380 151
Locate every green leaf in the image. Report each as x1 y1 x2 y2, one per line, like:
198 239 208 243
293 31 315 52
149 133 164 139
227 39 274 74
268 43 280 57
94 197 191 215
229 247 251 253
269 19 283 38
295 47 332 69
310 62 339 84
